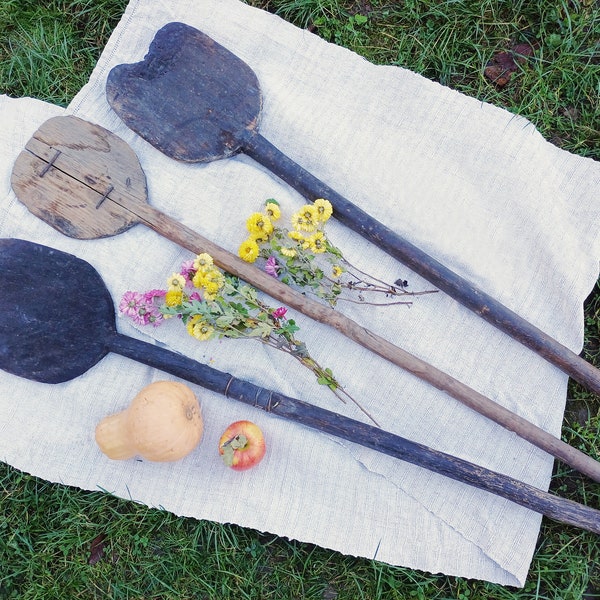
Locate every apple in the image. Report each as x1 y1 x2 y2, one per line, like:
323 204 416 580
218 420 266 471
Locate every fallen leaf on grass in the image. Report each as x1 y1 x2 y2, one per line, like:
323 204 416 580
484 42 536 87
88 533 107 565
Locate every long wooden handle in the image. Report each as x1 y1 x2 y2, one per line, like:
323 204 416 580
122 197 600 482
109 331 600 535
242 131 600 396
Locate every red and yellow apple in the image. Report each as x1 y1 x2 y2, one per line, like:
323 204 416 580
218 420 266 471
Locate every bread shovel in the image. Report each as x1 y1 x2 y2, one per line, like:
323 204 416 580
1 237 599 534
105 21 600 397
10 115 600 482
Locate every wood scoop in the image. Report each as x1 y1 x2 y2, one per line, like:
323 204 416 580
1 237 599 535
105 21 600 397
10 115 600 482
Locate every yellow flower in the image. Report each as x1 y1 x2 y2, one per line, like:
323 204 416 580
265 201 281 221
332 265 343 278
250 232 269 245
202 276 224 301
192 267 225 294
280 246 297 258
238 238 260 263
314 198 333 223
206 267 225 287
287 230 306 243
186 315 214 341
186 315 201 336
165 288 183 307
246 212 274 236
307 231 327 253
166 272 186 289
193 253 213 271
291 205 318 232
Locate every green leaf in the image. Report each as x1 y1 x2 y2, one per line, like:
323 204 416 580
230 434 248 450
215 315 235 328
239 285 258 302
247 322 273 338
220 443 235 466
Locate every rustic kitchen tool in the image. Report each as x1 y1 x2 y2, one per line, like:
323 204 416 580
105 21 600 396
10 114 600 482
1 236 599 534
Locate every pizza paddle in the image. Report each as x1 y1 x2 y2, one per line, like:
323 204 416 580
1 237 599 535
10 114 600 482
105 21 600 397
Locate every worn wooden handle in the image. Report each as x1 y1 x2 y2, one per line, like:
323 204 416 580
242 131 600 397
110 331 600 535
119 198 600 483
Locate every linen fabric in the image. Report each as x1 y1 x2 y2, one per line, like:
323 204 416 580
1 0 599 585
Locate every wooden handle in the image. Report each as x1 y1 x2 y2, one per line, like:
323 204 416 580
242 131 600 397
109 331 600 535
121 197 600 482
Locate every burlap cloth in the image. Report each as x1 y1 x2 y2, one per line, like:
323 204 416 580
1 0 599 585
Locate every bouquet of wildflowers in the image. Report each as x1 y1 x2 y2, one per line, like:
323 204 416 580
237 198 434 307
120 252 378 425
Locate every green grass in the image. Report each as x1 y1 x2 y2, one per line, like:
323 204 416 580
0 0 125 104
1 0 599 598
254 0 600 159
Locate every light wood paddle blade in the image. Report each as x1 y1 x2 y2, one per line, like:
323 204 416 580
11 115 145 239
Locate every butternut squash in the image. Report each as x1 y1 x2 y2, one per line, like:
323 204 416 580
95 381 203 461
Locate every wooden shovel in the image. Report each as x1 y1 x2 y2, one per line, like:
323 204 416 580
10 115 600 482
1 237 599 534
105 21 600 396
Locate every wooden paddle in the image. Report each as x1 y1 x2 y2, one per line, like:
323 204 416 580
105 21 600 397
1 236 599 534
10 115 600 482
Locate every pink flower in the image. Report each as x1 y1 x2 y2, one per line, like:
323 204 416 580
120 290 164 327
180 260 196 282
143 289 166 303
145 306 164 327
265 255 280 278
119 291 144 318
189 291 202 301
272 306 287 319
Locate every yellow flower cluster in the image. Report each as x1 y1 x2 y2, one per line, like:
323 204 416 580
164 252 225 340
165 272 186 307
238 200 281 263
288 199 332 255
190 252 224 301
237 198 333 262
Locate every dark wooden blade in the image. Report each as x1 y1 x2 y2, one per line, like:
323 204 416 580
0 238 114 383
2 238 599 533
106 21 262 162
105 22 600 399
11 115 145 240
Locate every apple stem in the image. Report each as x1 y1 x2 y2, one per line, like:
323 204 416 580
228 434 248 450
